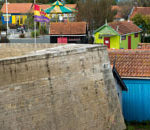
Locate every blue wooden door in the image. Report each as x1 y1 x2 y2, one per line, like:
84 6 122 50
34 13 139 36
123 79 150 122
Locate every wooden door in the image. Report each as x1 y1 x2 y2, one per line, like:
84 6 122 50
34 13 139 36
104 37 110 48
128 36 131 49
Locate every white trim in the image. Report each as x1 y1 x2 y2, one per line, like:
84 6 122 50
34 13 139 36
121 31 142 36
122 77 150 80
94 24 120 35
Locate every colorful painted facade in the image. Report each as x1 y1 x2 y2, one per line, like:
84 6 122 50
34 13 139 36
1 3 33 25
94 21 142 49
2 14 27 25
1 3 77 25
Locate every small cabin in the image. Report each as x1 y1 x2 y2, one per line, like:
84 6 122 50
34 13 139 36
49 22 88 43
94 21 142 49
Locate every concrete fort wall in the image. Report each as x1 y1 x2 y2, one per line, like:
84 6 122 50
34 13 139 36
0 44 126 130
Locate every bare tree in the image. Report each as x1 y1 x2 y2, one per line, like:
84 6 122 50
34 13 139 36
76 0 115 34
118 0 133 20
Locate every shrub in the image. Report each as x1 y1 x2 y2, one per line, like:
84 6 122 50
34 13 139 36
9 24 17 29
19 33 25 38
88 36 94 44
0 24 7 31
31 31 40 38
40 25 48 35
0 37 10 43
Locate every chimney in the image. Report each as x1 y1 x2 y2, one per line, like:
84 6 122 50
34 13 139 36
116 26 119 31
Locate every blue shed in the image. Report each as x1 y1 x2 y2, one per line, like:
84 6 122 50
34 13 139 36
108 49 150 122
122 79 150 122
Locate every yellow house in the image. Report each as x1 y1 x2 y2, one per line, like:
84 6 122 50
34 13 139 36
94 21 142 49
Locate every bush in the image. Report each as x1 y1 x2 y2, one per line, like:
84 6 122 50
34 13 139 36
19 33 25 38
88 36 94 44
31 31 40 38
0 37 10 43
0 24 7 31
144 36 150 43
40 25 48 35
9 24 17 29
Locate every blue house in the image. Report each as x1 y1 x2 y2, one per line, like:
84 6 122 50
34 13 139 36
109 48 150 122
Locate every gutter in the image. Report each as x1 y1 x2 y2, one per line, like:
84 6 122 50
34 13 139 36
120 31 142 36
122 77 150 80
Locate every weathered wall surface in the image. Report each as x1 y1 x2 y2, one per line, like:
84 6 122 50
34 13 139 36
0 44 126 130
0 43 59 58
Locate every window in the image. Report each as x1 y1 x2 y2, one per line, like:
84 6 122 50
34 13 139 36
4 16 10 21
99 34 102 39
121 35 126 40
135 33 138 38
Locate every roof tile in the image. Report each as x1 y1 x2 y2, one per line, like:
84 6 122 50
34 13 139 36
130 7 150 19
1 3 77 14
109 21 142 35
108 49 150 77
50 22 87 35
1 3 33 13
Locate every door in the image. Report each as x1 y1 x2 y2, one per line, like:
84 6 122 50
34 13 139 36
104 37 110 48
57 37 67 43
128 36 131 49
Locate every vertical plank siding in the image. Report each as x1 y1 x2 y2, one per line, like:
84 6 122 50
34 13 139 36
123 79 150 122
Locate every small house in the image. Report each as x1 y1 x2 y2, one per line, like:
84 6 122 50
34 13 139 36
94 21 142 49
49 22 88 43
109 49 150 122
1 3 33 25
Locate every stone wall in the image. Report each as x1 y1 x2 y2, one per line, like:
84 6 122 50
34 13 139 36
0 43 59 59
0 44 126 130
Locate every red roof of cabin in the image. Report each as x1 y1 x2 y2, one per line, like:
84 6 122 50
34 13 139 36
112 5 122 19
108 49 150 77
130 7 150 19
50 22 87 35
1 3 33 13
109 21 142 35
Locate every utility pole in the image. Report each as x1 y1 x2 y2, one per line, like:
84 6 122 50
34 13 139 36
6 0 9 34
34 0 36 50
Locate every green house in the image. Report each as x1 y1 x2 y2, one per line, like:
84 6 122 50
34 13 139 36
94 21 142 49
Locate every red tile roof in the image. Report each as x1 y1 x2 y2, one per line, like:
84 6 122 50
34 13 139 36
108 49 150 77
109 21 142 35
1 3 33 13
1 3 77 14
112 5 122 19
50 22 87 35
130 7 150 19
